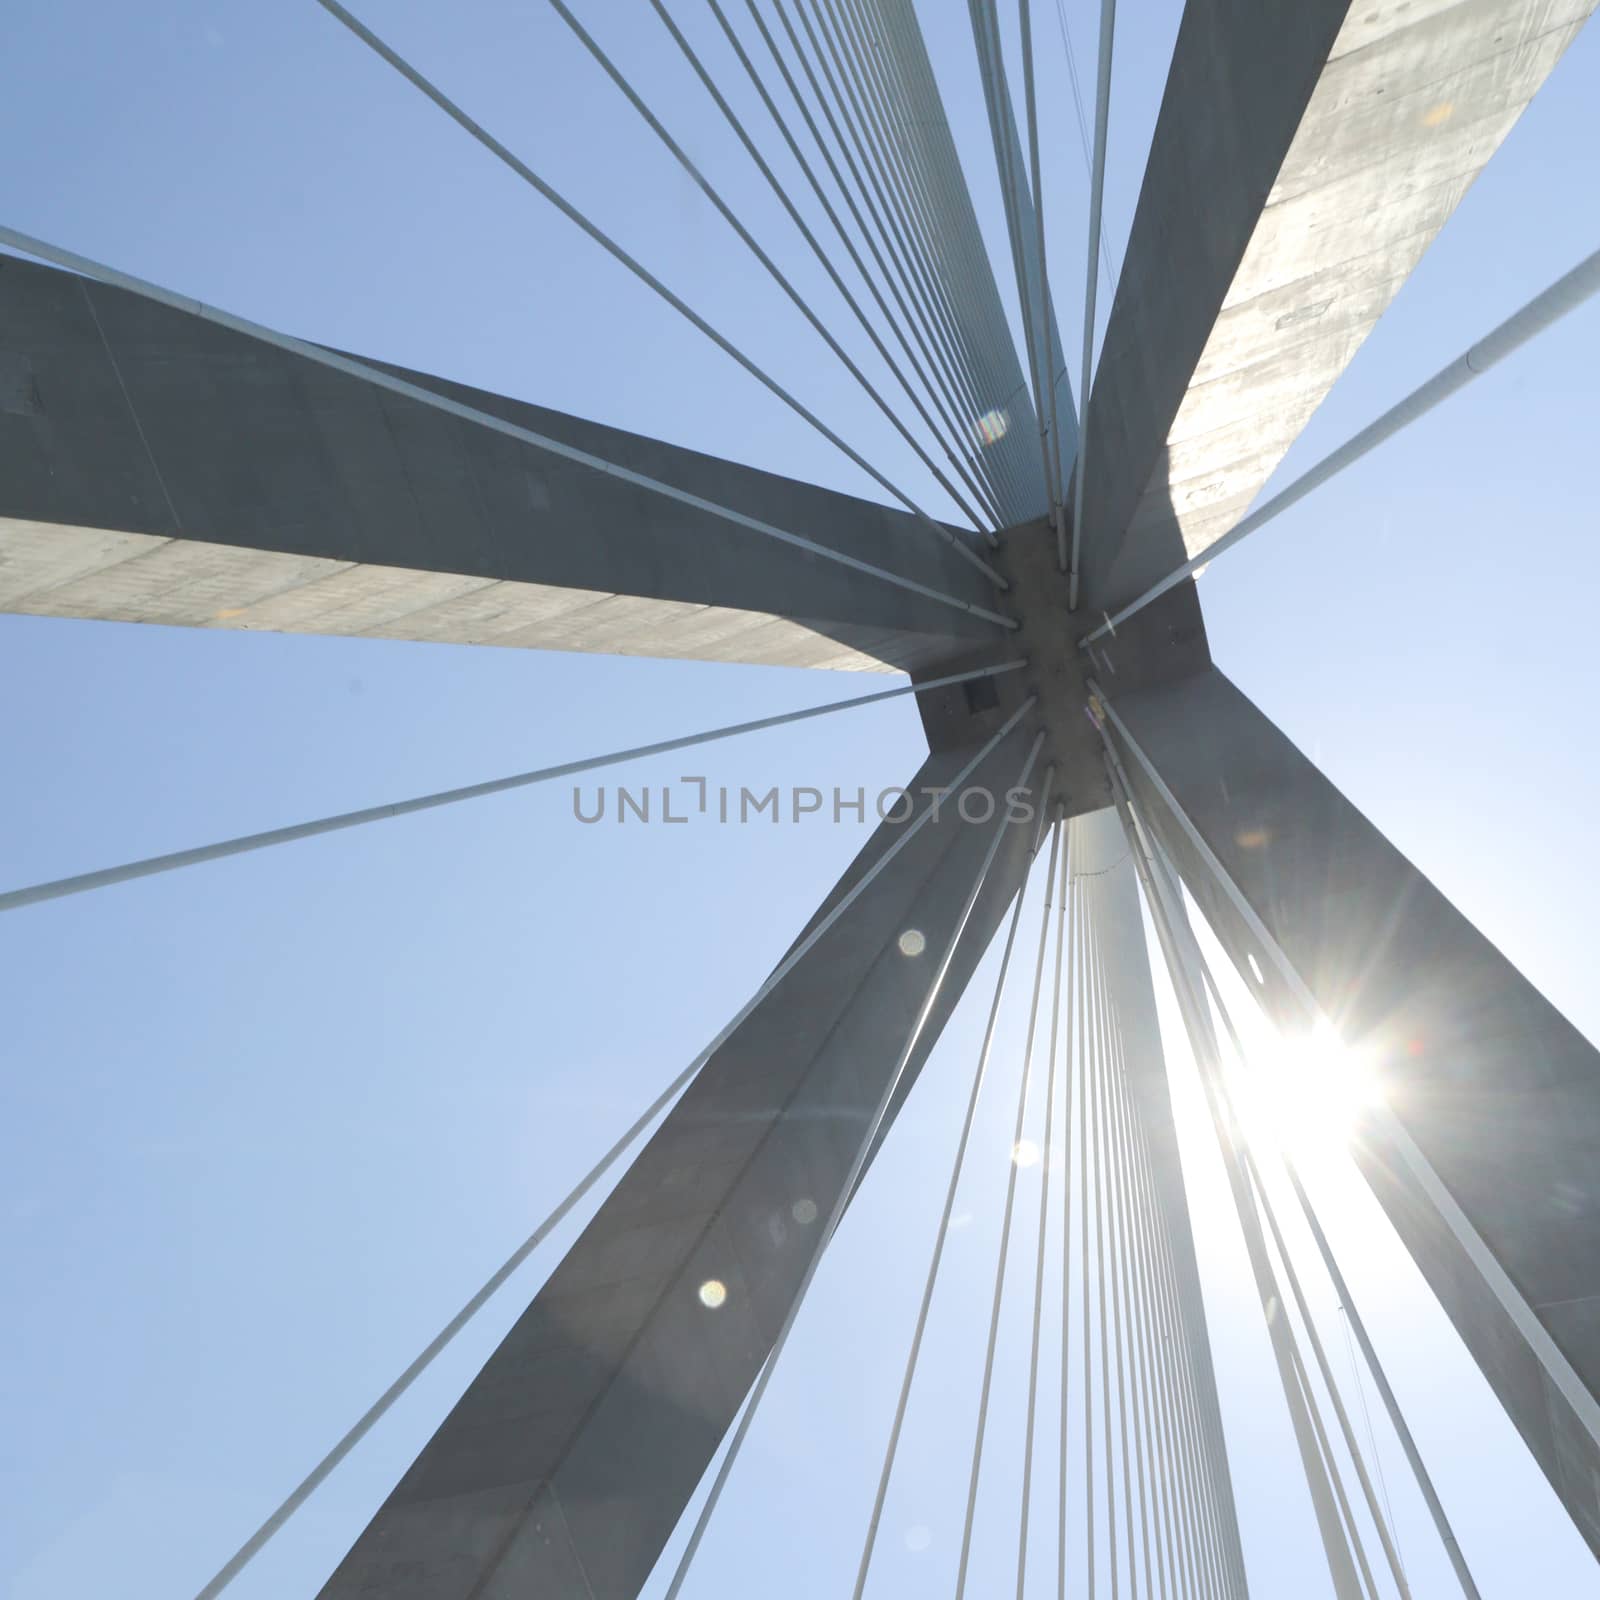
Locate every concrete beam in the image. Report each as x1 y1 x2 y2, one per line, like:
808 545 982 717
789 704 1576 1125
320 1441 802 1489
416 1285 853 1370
1105 665 1600 1561
316 725 1042 1599
1079 0 1595 614
0 254 1006 672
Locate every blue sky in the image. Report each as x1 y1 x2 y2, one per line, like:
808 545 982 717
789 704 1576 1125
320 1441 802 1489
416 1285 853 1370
3 1 1600 1596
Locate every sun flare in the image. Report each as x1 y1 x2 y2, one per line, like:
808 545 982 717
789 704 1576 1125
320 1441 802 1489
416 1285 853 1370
1235 1021 1386 1150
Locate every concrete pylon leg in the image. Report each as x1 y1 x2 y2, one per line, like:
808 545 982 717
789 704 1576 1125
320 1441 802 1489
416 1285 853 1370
1070 807 1251 1596
316 726 1041 1600
1104 665 1600 1563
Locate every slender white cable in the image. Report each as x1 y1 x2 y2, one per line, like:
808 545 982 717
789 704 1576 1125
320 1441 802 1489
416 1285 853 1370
1067 0 1116 591
1094 878 1159 1598
555 0 999 549
1056 862 1080 1600
187 696 1038 1599
1017 819 1071 1596
1086 882 1124 1600
849 764 1055 1597
954 817 1064 1597
1020 0 1070 532
0 661 1025 912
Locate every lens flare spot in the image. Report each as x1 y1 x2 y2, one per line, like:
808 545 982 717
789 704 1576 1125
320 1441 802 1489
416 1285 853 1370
1422 100 1455 128
791 1198 818 1225
974 408 1010 446
1012 1139 1041 1168
697 1279 727 1309
905 1525 932 1553
898 929 927 957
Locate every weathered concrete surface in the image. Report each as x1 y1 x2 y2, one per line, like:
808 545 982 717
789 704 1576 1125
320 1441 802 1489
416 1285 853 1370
1106 665 1600 1561
0 254 1004 672
1080 0 1595 614
317 728 1044 1600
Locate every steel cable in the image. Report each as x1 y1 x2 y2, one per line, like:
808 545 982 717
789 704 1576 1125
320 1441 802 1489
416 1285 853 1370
849 764 1056 1597
953 816 1063 1597
864 0 1044 522
184 697 1038 1599
1016 815 1071 1595
721 0 1012 520
313 0 1002 579
0 660 1025 912
565 0 997 538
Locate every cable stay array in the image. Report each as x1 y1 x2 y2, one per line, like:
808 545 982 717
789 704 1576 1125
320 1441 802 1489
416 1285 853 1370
969 1 1066 547
623 795 1479 1600
1101 721 1487 1599
767 0 1049 525
709 0 1019 527
548 0 995 543
313 0 1011 577
1067 0 1115 597
149 728 1485 1600
649 0 1002 531
9 0 1600 1595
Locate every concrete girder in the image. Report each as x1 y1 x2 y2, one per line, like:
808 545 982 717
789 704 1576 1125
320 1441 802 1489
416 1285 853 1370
0 254 1005 674
1104 665 1600 1563
1077 0 1595 614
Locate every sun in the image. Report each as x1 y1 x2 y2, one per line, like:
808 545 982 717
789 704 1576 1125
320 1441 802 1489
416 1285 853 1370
1236 1020 1387 1151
